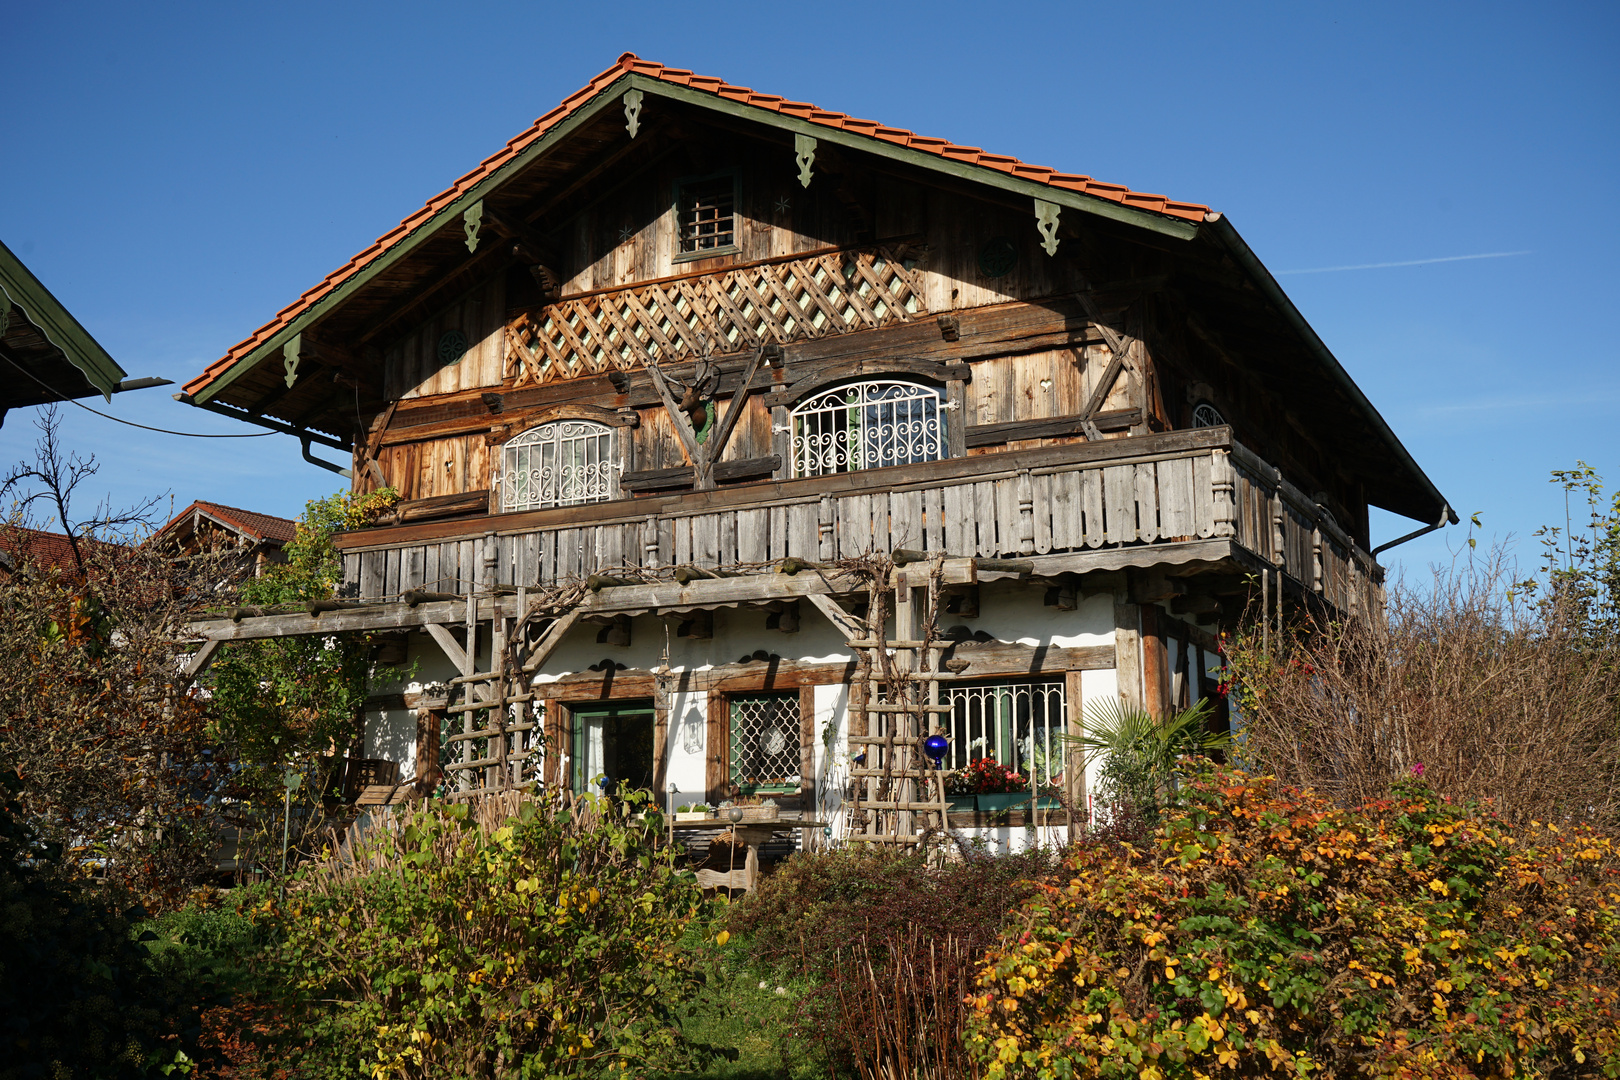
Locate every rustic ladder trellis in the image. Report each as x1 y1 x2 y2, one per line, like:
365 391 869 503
441 539 583 798
839 557 956 851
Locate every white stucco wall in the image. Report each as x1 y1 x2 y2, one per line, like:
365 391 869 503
359 580 1130 838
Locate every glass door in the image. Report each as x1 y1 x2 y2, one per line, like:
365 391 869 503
570 701 655 795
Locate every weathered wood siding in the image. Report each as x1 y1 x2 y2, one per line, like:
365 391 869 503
341 432 1378 617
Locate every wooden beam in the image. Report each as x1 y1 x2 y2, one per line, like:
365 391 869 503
180 638 222 681
805 593 865 641
423 622 469 672
521 610 582 674
965 410 1141 448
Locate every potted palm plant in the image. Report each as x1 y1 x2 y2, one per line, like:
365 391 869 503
1067 698 1230 823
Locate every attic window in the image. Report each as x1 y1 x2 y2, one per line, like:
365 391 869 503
675 174 737 259
1191 402 1226 428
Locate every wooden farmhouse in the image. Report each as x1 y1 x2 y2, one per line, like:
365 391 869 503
179 54 1453 848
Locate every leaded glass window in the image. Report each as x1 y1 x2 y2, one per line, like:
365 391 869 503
729 692 800 794
789 379 945 478
501 421 615 512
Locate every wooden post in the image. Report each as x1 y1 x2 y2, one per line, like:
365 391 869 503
1064 668 1086 838
706 688 727 806
1140 604 1168 718
415 707 442 795
1113 594 1143 713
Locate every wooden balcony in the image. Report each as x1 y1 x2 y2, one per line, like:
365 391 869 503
335 427 1380 616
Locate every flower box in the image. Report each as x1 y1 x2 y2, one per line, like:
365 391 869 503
947 796 978 812
975 792 1033 813
674 812 712 823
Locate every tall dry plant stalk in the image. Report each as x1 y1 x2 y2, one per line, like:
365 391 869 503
1228 546 1620 829
820 933 981 1080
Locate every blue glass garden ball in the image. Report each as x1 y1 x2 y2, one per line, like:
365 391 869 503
924 734 949 763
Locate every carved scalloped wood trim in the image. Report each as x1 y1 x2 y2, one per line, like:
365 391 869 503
493 402 634 441
764 357 971 408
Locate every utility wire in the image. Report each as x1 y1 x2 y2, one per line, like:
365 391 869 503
2 353 274 438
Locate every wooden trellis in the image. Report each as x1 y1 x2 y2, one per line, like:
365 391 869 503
816 556 956 852
505 245 927 384
439 544 585 798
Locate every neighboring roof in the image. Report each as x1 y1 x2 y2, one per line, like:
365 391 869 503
182 52 1210 401
156 501 298 547
0 526 96 576
0 238 128 408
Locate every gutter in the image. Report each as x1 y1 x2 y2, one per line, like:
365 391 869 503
1371 505 1451 558
173 392 352 476
1201 212 1457 530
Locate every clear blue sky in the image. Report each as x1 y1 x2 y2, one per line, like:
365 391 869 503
3 0 1615 580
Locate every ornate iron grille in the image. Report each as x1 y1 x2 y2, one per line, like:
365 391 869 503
729 692 801 792
945 679 1067 788
501 421 615 511
677 175 736 254
790 380 944 478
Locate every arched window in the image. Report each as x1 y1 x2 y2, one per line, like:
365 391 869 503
501 420 615 511
1191 401 1226 428
789 379 945 478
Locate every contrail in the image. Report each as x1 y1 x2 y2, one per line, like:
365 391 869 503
1275 250 1531 275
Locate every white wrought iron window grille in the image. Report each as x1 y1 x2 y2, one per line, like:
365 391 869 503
501 421 616 511
789 379 946 478
944 679 1067 790
1191 401 1226 428
729 692 801 793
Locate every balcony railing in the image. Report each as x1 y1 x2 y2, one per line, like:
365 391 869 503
336 427 1380 616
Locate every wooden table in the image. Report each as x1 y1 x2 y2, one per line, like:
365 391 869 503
671 817 829 892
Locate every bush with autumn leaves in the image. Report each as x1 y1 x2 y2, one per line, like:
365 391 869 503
967 767 1620 1079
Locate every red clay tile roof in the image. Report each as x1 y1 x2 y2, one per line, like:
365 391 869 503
159 501 298 546
185 53 1212 400
0 526 100 575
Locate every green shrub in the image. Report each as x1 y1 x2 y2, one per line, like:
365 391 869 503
253 791 714 1079
0 770 203 1079
968 768 1620 1079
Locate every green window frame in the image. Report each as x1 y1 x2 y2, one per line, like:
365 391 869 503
672 171 739 262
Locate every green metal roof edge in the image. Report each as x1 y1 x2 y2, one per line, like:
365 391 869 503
0 238 127 401
636 77 1202 242
194 71 1201 405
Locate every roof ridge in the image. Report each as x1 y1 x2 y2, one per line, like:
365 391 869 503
185 54 1211 397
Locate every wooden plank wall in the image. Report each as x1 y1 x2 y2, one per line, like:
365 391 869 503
358 158 1368 545
383 276 507 401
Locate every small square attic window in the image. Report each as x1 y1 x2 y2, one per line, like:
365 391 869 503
675 174 737 259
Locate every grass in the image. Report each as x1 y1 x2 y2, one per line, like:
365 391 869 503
651 919 827 1080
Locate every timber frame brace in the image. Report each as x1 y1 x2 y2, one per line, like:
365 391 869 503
643 338 777 490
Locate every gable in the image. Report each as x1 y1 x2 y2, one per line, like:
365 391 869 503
177 53 1451 527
